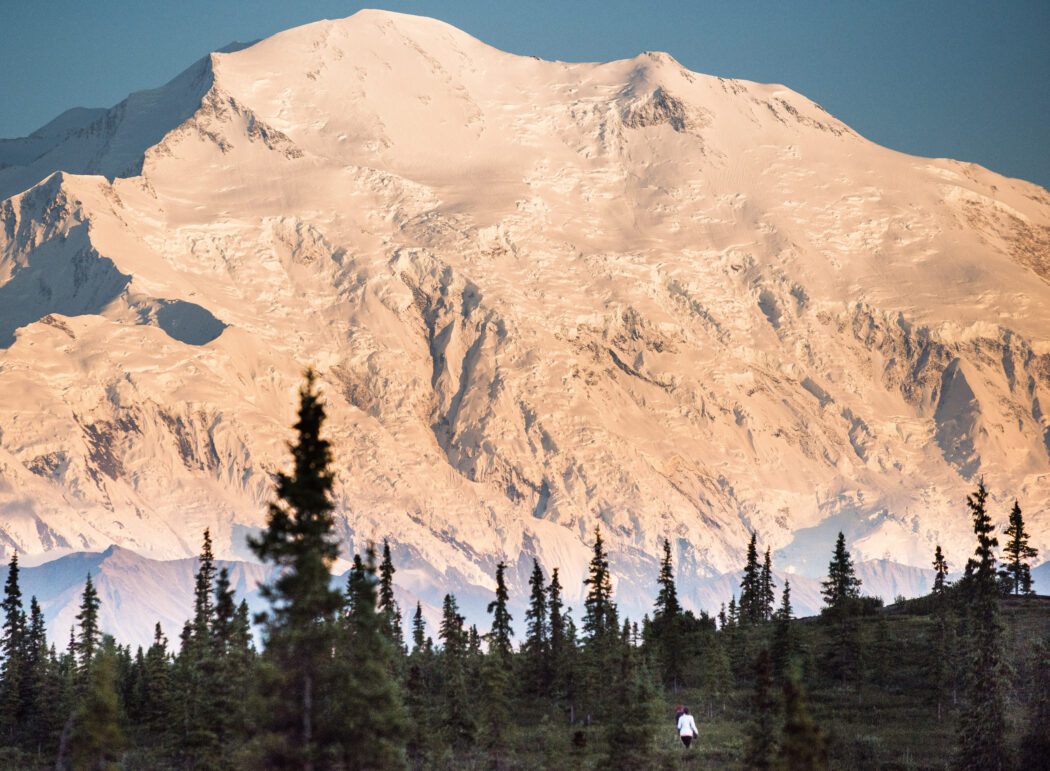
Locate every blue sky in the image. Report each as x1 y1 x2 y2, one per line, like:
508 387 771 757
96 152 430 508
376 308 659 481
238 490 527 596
2 0 1048 187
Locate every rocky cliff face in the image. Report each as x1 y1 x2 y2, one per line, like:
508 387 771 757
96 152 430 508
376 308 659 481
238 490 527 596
0 10 1047 625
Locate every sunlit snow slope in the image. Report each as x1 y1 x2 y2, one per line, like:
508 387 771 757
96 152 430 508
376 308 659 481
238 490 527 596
1 10 1049 625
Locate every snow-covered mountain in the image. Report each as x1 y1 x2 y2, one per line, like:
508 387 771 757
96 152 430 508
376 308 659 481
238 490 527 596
1 10 1048 634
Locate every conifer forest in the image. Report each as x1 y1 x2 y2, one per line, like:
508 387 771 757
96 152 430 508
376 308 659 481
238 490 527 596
1 374 1047 770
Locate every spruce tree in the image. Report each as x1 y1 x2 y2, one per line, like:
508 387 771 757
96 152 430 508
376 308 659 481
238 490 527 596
998 500 1037 596
67 636 125 770
140 623 173 755
582 527 617 644
248 370 346 768
547 568 569 707
701 629 733 717
177 530 221 765
212 567 236 653
338 545 408 770
211 566 251 764
75 574 101 673
438 594 474 747
582 527 619 718
467 625 483 662
760 547 776 622
955 481 1008 771
411 602 426 655
403 654 433 767
33 641 66 756
654 538 681 619
652 538 684 689
962 481 998 595
192 529 216 641
933 544 950 595
603 622 659 770
745 648 778 770
53 636 79 763
378 539 405 651
0 553 26 743
739 532 763 624
724 596 746 675
820 535 864 684
481 562 514 759
821 532 861 615
486 561 514 665
522 558 549 696
1 554 25 659
22 596 48 750
343 554 366 622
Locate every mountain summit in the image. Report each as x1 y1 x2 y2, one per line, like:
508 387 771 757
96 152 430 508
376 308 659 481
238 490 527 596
1 10 1048 620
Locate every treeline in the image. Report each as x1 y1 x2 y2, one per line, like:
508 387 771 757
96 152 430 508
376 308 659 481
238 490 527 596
0 373 1047 769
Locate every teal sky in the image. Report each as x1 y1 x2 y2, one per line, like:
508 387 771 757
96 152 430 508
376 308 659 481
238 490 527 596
2 0 1048 187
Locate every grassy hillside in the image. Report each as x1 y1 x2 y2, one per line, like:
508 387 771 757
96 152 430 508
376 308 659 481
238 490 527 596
492 596 1050 770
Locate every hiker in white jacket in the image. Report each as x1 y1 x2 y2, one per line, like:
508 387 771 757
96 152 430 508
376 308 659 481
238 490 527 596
677 707 698 748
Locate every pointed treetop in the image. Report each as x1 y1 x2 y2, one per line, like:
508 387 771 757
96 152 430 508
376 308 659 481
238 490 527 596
486 560 514 663
655 537 680 619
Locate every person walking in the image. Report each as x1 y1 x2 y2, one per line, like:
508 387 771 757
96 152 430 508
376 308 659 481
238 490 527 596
677 706 698 748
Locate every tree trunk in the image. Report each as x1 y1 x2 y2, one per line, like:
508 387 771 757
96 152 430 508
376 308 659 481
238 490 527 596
54 712 74 771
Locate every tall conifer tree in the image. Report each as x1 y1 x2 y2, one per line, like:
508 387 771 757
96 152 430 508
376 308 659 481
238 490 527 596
547 568 570 707
75 575 101 673
760 547 776 622
603 621 659 769
652 538 684 688
210 566 251 764
998 500 1037 596
378 539 404 650
339 544 408 770
933 545 950 595
438 594 474 747
248 370 346 769
486 561 514 664
21 596 48 748
582 527 619 718
582 527 616 643
956 481 1008 770
481 562 514 758
0 554 26 743
140 624 173 754
411 602 426 655
177 530 221 765
821 532 861 615
654 538 680 619
192 529 216 641
67 637 125 770
739 533 763 624
522 559 549 695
